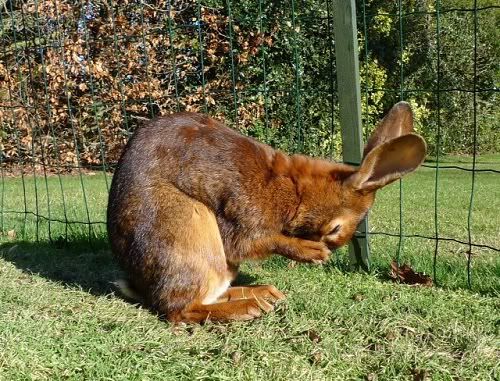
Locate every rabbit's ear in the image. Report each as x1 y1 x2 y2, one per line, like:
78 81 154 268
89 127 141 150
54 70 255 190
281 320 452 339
346 134 426 192
363 101 414 157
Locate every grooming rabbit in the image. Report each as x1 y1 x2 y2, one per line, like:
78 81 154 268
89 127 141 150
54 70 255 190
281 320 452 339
107 101 426 323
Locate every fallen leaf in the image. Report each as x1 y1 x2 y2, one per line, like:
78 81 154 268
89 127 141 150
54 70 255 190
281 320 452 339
309 350 322 365
385 329 398 341
302 329 322 343
389 261 433 286
412 368 430 381
230 351 242 365
352 293 365 302
7 230 16 240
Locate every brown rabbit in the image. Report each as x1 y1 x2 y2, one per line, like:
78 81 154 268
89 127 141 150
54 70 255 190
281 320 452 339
107 101 426 323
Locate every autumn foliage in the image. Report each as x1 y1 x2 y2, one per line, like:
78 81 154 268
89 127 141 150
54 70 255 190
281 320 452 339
0 0 282 172
1 0 498 174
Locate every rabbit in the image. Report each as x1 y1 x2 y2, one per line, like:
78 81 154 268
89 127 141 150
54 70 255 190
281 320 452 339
107 101 426 323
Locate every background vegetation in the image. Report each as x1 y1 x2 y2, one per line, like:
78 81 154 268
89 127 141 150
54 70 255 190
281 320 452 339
0 0 498 172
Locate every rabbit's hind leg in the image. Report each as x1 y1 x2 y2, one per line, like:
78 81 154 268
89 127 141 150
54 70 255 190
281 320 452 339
167 269 275 323
164 199 273 323
174 275 280 323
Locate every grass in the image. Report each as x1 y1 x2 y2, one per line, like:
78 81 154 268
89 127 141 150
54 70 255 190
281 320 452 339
0 155 499 380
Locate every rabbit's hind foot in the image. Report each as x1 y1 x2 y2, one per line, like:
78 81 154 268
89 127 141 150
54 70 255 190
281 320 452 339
218 285 285 304
178 297 274 323
170 285 285 323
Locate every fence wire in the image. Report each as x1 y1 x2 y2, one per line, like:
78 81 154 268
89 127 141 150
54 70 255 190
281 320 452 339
0 0 498 291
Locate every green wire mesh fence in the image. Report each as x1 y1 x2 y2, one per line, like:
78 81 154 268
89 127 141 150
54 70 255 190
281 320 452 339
0 1 498 291
358 0 499 290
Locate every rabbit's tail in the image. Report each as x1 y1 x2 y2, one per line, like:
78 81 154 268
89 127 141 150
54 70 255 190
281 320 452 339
113 278 143 302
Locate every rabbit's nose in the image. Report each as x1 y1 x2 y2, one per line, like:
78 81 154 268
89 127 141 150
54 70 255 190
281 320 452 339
322 234 351 250
321 236 337 249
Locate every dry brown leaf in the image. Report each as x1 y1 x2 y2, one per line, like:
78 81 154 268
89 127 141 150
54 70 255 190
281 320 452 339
302 329 322 344
389 261 433 287
309 350 323 365
385 330 398 341
230 351 242 365
412 368 430 381
352 293 365 302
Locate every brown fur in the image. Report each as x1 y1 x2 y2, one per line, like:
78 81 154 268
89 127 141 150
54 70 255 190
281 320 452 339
107 102 426 323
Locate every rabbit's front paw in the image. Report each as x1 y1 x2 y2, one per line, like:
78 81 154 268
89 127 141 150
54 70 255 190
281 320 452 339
294 239 330 264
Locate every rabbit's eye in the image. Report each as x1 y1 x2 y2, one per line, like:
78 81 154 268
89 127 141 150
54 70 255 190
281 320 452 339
329 224 341 235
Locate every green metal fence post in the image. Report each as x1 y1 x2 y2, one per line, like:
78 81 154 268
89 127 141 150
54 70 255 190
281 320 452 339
332 0 370 271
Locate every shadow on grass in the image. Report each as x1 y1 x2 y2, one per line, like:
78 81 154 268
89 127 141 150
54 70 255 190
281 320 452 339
3 235 495 302
0 236 120 296
0 237 258 298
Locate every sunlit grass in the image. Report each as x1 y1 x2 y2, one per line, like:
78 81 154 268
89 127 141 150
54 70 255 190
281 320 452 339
0 155 498 380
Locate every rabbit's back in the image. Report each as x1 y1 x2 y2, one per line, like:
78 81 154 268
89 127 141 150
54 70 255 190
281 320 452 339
112 113 273 211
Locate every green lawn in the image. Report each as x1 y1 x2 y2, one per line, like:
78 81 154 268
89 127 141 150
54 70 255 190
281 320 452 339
0 156 499 380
